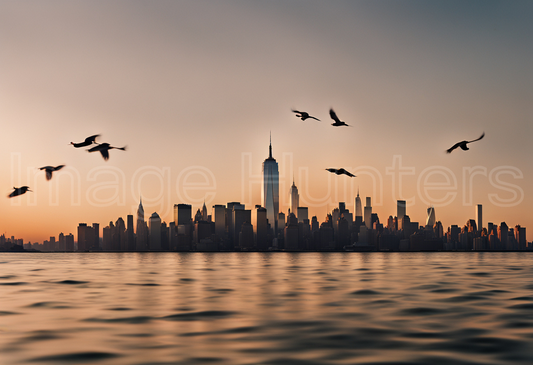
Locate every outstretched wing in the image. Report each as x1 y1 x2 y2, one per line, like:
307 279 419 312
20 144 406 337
309 116 320 121
343 170 356 177
329 108 341 124
291 109 302 114
54 165 65 172
85 134 100 144
446 142 462 154
468 132 485 143
100 149 109 161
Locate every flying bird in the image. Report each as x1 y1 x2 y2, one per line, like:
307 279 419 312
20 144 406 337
88 143 126 161
38 165 65 181
291 109 320 121
8 186 32 198
326 168 356 177
70 134 100 148
446 132 485 154
329 108 350 127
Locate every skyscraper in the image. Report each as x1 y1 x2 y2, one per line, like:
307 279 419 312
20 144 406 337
175 204 192 226
136 197 144 233
476 204 482 232
364 197 372 229
397 200 406 222
426 206 436 228
262 134 279 232
212 204 226 236
252 206 268 250
136 197 147 251
149 212 161 250
355 188 362 219
289 179 299 218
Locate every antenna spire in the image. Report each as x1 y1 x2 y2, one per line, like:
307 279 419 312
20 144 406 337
269 132 272 159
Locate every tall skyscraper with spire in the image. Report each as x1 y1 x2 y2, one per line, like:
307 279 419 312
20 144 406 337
136 196 144 231
355 188 362 218
136 196 147 251
289 178 299 218
262 134 279 232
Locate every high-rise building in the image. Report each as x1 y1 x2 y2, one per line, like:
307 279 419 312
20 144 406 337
77 223 88 251
126 214 135 251
137 197 144 233
364 197 372 229
175 204 192 226
289 179 299 218
149 212 162 250
262 134 279 232
212 205 226 237
476 204 482 232
201 201 208 221
114 218 125 251
355 188 362 219
252 206 268 250
65 233 74 252
397 200 406 223
297 207 308 224
426 206 436 228
232 208 251 248
136 197 148 251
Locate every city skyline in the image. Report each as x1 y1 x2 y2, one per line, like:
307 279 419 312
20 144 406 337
2 1 533 243
3 136 528 252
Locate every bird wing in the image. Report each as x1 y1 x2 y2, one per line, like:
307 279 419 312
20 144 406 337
468 132 485 143
344 170 356 177
8 190 16 198
291 109 302 114
45 170 52 181
446 142 462 153
329 108 341 124
100 149 109 161
309 116 320 121
54 165 65 171
325 168 337 173
85 134 100 144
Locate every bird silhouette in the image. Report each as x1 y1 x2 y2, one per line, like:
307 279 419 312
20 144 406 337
70 134 100 148
326 168 356 177
88 143 126 161
8 186 32 198
329 108 350 127
38 165 65 181
292 109 320 121
446 132 485 154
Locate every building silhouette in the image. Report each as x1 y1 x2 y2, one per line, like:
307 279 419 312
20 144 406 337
289 179 299 218
149 212 162 250
426 206 436 228
476 204 482 232
364 197 372 229
262 134 279 234
136 197 148 251
355 189 362 223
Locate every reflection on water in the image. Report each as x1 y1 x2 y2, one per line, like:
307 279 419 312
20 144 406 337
1 252 533 364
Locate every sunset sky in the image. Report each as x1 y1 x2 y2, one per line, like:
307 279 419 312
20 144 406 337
1 0 532 243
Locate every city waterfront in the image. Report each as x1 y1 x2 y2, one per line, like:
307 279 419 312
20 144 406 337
2 252 533 364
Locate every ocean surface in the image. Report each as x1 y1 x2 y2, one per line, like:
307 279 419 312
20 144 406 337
1 252 533 365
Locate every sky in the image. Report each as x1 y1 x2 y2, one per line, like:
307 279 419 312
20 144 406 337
1 0 533 243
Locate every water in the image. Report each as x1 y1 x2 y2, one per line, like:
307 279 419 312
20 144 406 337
1 252 533 365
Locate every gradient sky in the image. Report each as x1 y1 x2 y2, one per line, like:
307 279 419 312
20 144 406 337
1 0 532 243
